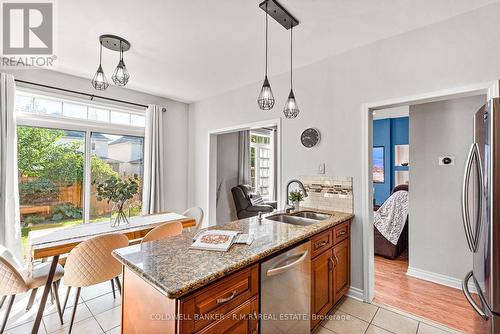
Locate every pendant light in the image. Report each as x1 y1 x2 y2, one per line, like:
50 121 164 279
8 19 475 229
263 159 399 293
91 41 109 91
111 41 130 86
257 2 275 110
283 26 299 119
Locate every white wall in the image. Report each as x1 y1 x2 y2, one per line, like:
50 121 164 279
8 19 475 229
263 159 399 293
4 68 190 213
216 132 239 224
409 95 485 282
188 2 500 292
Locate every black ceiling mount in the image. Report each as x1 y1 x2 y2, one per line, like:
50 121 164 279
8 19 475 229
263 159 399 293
99 34 131 52
259 0 299 30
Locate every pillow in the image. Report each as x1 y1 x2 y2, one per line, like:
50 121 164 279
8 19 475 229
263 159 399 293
250 193 265 205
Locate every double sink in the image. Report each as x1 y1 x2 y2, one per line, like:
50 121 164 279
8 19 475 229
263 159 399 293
266 211 332 226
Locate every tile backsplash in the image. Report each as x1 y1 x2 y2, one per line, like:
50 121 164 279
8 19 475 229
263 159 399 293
299 176 353 214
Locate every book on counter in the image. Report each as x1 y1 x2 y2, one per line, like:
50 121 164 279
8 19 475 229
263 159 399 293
190 230 254 252
190 229 240 252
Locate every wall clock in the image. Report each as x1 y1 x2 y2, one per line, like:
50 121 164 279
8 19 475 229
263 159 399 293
301 128 321 148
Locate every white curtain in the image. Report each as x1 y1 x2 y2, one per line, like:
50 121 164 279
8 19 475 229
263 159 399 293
238 130 250 185
0 73 21 259
142 105 168 214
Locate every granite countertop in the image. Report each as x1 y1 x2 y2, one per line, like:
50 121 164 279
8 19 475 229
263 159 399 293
113 208 353 299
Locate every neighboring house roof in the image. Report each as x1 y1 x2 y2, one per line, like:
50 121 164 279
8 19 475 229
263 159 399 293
109 136 143 146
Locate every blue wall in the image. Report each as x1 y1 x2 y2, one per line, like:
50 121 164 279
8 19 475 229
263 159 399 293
373 117 409 205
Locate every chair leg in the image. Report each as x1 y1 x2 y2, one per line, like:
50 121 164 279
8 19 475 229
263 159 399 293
62 286 71 315
52 282 63 325
110 279 116 299
68 288 80 334
0 295 15 334
115 277 122 296
26 288 38 311
0 296 5 310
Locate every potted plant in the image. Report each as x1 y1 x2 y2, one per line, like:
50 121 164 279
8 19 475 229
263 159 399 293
94 175 139 227
288 190 304 211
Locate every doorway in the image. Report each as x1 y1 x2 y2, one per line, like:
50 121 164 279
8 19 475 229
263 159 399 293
207 119 281 226
362 82 498 333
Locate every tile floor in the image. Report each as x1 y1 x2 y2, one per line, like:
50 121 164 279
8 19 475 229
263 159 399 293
1 281 461 334
317 297 463 334
1 279 121 334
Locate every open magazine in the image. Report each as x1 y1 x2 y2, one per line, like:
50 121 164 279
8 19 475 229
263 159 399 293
190 230 254 252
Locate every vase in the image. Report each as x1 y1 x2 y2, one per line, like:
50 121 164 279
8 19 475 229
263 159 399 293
293 201 300 211
110 201 130 227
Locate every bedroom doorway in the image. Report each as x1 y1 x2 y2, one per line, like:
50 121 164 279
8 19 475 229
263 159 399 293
368 93 490 333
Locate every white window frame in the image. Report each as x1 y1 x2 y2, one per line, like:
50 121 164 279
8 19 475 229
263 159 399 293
250 131 274 201
16 88 146 224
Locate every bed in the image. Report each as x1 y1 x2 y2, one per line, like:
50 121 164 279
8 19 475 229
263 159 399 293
374 184 408 259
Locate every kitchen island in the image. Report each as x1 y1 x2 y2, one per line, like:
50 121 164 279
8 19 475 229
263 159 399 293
113 209 353 334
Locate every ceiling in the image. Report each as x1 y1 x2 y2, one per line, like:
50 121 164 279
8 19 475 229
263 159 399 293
54 0 499 103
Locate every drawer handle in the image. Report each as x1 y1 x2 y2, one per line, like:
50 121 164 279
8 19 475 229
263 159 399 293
337 230 347 236
315 240 328 249
216 290 237 304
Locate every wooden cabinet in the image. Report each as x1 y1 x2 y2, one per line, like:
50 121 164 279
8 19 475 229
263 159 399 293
179 265 259 334
310 220 351 330
333 238 350 304
311 249 334 327
196 296 258 334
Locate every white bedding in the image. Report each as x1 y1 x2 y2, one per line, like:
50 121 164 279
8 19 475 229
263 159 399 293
374 190 409 245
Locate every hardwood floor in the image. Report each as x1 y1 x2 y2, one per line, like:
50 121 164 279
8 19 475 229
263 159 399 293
374 254 489 334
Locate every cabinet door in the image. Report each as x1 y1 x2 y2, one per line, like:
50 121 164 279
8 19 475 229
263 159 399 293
311 249 334 328
196 296 258 334
333 238 350 304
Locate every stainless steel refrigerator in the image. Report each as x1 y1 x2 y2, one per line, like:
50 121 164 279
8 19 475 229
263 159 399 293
462 98 500 333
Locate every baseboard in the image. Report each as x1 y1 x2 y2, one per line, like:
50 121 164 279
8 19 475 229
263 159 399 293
346 286 364 301
406 266 477 293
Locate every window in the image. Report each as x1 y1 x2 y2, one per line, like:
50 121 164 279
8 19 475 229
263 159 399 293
250 131 274 200
16 90 146 242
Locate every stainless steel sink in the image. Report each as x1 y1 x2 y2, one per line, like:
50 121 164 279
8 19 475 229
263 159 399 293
292 211 332 221
266 214 319 226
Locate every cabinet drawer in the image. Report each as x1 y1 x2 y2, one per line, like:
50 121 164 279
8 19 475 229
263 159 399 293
196 296 258 334
333 221 349 244
311 229 333 258
180 265 258 333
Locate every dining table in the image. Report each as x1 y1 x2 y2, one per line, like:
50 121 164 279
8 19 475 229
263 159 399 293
26 212 196 334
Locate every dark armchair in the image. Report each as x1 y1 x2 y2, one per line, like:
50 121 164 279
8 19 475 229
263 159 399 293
231 184 277 219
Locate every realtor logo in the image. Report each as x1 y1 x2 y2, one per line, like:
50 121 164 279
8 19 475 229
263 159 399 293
2 2 53 55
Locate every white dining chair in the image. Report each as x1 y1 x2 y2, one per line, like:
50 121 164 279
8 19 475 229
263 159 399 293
182 207 204 228
0 246 64 333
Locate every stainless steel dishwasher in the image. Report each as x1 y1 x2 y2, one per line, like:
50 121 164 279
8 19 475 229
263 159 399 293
260 241 311 333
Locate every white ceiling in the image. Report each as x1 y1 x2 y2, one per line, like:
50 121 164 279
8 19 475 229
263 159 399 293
54 0 499 102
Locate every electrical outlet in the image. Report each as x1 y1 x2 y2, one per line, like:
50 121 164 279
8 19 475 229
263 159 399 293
439 155 455 166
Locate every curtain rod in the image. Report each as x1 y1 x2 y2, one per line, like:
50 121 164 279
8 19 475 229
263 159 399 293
14 79 148 109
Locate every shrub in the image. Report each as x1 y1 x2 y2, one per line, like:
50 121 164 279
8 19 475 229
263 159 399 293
19 178 59 204
51 203 82 221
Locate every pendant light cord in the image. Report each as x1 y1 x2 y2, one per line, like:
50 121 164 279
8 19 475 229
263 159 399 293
265 2 268 76
290 26 293 90
99 41 103 65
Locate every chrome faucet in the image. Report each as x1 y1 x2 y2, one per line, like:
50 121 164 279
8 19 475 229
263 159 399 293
285 179 308 213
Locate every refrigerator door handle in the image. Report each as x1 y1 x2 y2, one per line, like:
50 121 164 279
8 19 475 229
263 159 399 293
463 270 489 320
461 143 483 252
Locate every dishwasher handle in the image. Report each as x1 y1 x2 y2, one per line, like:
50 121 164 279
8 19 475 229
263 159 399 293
267 251 308 277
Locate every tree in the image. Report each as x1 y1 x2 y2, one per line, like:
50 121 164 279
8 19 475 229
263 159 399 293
17 127 119 185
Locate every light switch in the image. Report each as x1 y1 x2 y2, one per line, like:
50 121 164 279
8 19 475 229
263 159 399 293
318 163 325 174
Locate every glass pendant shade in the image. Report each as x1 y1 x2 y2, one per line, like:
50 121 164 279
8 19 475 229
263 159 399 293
91 64 109 91
112 59 130 86
283 89 299 119
258 76 275 110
